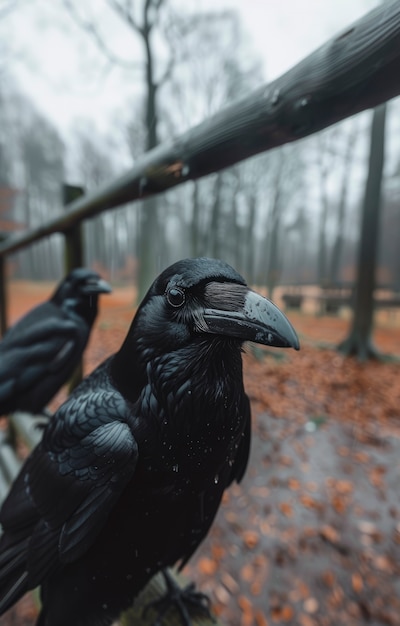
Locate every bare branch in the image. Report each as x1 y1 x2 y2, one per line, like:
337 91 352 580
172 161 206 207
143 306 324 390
156 8 179 87
107 0 169 42
0 1 19 19
157 51 174 87
107 0 143 35
62 0 141 70
0 0 35 19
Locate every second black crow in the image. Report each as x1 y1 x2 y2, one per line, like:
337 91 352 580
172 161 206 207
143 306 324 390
0 257 298 625
0 267 111 417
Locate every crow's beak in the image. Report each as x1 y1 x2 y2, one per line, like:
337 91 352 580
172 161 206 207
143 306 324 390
81 278 112 295
202 283 299 350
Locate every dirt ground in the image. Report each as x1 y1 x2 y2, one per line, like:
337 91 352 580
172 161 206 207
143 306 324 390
1 281 400 626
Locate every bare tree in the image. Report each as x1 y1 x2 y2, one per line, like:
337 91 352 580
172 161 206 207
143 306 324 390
329 123 359 285
71 128 118 274
338 104 387 360
253 145 306 298
263 150 286 298
190 181 203 258
164 10 263 267
314 129 339 287
15 103 65 279
63 0 173 299
166 11 260 127
240 185 257 282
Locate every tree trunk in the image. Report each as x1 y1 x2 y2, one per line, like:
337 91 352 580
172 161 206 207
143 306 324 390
243 194 256 282
137 2 161 302
190 180 202 257
208 173 223 259
317 141 330 288
265 154 285 299
138 195 159 300
264 194 281 299
329 174 348 286
329 126 357 285
338 104 387 360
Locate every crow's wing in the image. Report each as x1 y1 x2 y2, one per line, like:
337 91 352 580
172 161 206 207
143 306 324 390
0 317 83 409
0 379 138 584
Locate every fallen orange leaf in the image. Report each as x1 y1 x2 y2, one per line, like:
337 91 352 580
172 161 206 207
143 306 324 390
242 530 260 549
351 572 364 593
271 604 295 622
279 501 294 517
197 556 217 576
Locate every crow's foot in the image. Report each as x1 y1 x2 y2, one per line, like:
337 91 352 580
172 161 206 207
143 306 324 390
34 418 50 430
143 569 214 626
33 409 52 429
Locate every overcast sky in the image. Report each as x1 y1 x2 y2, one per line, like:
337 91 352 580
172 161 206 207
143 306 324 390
1 0 377 139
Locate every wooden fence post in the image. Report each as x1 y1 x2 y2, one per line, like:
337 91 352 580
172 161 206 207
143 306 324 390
0 234 7 337
63 184 85 390
63 184 85 270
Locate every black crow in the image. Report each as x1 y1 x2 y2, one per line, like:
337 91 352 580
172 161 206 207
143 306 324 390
0 268 111 417
0 257 299 626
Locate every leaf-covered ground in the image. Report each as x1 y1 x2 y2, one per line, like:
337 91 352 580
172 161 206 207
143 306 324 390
1 282 400 626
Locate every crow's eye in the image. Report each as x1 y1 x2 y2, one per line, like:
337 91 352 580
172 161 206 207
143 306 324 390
166 287 185 308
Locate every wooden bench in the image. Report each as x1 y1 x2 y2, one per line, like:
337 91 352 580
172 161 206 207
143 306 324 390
280 287 400 317
281 292 304 310
375 296 400 309
315 291 352 315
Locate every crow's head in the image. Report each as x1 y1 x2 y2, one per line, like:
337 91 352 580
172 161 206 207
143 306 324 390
52 268 112 303
51 268 112 322
117 258 299 367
